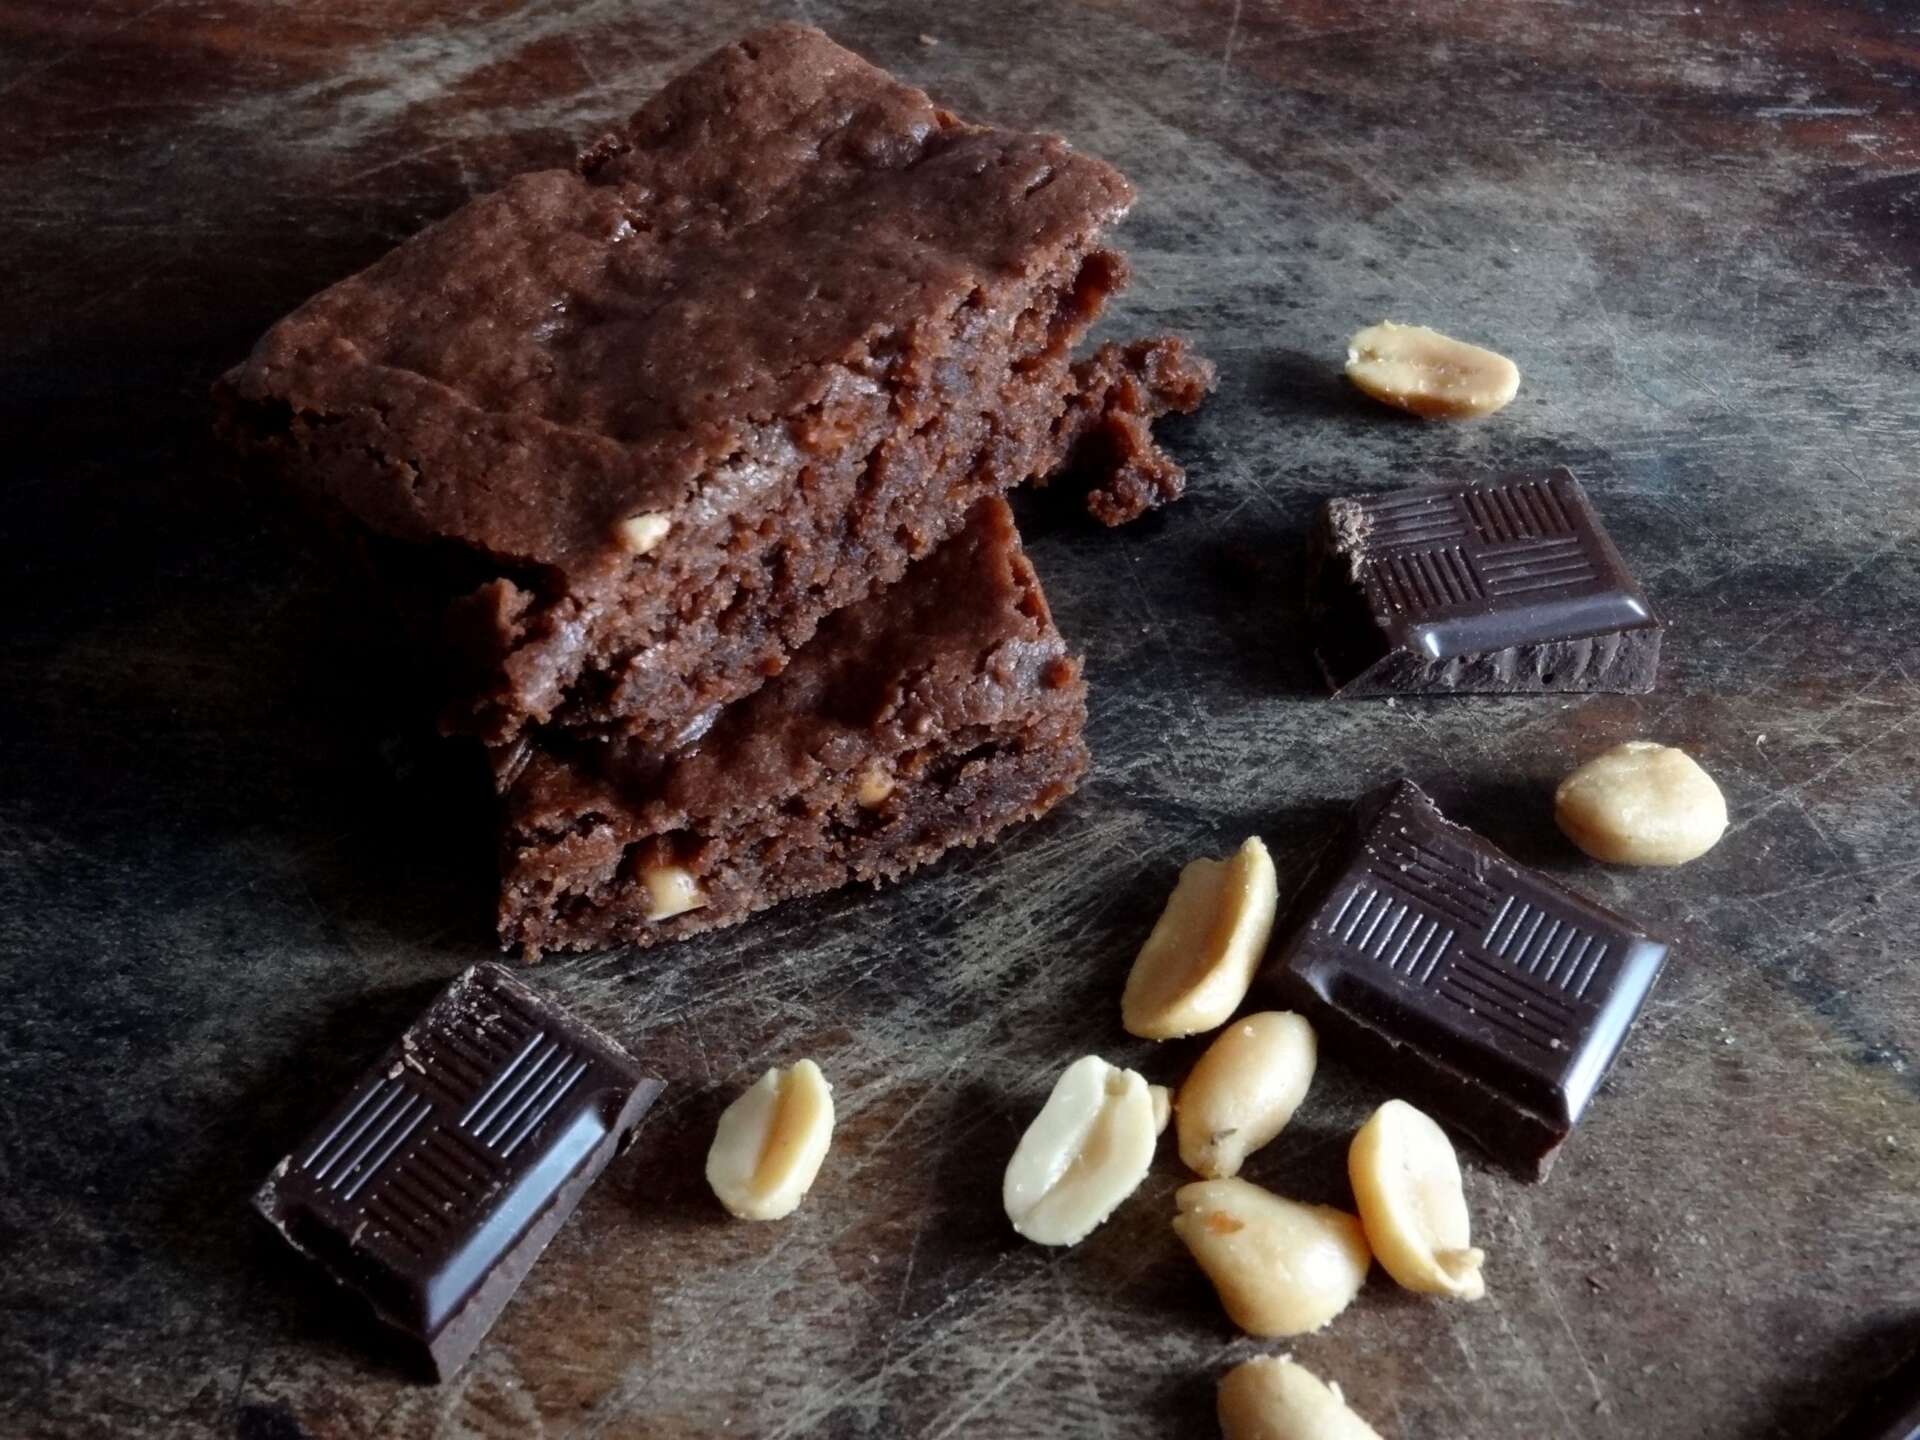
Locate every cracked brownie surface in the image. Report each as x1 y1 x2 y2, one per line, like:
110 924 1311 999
218 22 1211 748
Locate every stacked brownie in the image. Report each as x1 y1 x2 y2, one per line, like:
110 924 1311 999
218 23 1212 956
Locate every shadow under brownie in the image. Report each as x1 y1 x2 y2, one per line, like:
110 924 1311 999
497 497 1087 958
217 22 1211 751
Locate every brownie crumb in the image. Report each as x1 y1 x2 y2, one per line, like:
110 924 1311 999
1046 337 1217 525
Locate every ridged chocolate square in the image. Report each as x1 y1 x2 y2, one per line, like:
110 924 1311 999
1267 780 1668 1178
1309 468 1663 696
254 965 663 1378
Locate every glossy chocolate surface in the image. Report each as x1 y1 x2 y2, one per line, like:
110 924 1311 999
254 965 663 1378
1269 780 1667 1177
1311 469 1663 696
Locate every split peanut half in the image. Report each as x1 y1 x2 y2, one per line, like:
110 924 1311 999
1345 320 1519 419
1172 1177 1371 1337
1122 836 1279 1040
1348 1099 1486 1299
1555 740 1727 866
1176 1011 1317 1179
1218 1356 1385 1440
1003 1055 1158 1247
1150 1084 1172 1136
706 1059 835 1221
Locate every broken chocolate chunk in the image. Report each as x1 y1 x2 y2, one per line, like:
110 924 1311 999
1309 468 1662 697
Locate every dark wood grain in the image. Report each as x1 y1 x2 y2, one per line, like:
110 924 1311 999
4 2 1918 1437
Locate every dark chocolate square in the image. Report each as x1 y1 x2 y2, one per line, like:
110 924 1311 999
254 965 663 1378
1309 467 1663 697
1267 780 1668 1178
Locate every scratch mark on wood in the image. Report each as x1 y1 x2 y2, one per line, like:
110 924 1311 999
1219 0 1244 83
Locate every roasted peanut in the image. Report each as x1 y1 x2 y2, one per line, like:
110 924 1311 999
854 763 896 808
643 864 708 920
1004 1056 1158 1247
614 510 672 555
1349 1099 1485 1300
1172 1178 1371 1336
1555 741 1727 866
1217 1356 1384 1440
1122 837 1278 1040
706 1059 835 1221
1177 1012 1316 1179
1150 1084 1172 1136
1345 320 1520 419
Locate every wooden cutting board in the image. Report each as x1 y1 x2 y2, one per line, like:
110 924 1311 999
4 2 1917 1436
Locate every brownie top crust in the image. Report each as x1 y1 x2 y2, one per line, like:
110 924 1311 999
219 22 1135 585
503 496 1081 837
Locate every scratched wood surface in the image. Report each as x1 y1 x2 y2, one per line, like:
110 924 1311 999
4 2 1919 1437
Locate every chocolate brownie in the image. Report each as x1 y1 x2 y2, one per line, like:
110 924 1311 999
497 497 1087 958
217 23 1212 748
